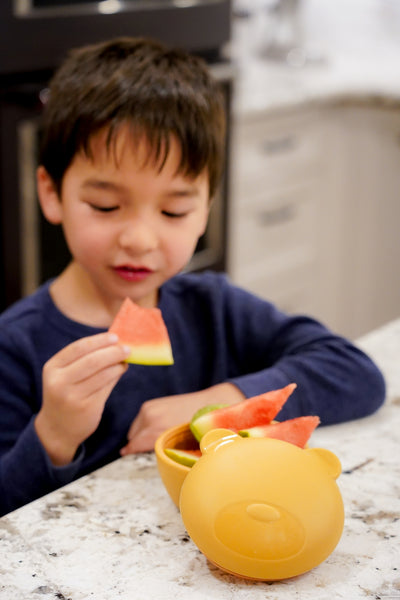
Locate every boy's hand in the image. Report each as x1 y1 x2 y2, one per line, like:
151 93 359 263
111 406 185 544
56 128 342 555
35 332 130 466
120 383 245 455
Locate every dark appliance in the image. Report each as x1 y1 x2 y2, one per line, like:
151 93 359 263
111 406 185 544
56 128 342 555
0 0 233 311
0 0 231 73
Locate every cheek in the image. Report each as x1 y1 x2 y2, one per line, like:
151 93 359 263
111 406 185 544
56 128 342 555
63 218 109 259
163 224 204 267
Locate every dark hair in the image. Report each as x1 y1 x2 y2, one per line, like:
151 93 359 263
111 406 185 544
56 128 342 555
39 37 226 198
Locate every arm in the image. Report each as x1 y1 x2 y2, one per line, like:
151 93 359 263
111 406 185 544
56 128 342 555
122 275 386 454
221 281 386 425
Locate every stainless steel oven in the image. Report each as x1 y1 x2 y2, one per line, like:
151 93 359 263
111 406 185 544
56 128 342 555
0 0 233 311
0 0 231 73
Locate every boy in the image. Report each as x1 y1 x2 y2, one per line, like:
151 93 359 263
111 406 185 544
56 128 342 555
0 37 385 516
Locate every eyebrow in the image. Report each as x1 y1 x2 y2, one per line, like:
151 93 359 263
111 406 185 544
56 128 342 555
164 186 201 199
81 178 201 198
81 179 126 193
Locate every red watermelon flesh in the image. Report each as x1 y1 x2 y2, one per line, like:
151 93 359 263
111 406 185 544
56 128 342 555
239 416 321 448
109 298 174 366
190 383 297 442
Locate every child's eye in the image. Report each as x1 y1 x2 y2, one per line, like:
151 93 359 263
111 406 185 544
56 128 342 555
90 204 118 213
162 210 187 218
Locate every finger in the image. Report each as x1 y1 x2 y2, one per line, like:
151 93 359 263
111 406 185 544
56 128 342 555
80 361 129 401
121 429 159 455
120 442 133 456
48 342 131 391
126 418 140 441
120 438 143 455
51 332 123 368
71 342 130 382
120 434 145 455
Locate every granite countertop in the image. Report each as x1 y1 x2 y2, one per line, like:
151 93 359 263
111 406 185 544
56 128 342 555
1 318 399 599
230 0 400 118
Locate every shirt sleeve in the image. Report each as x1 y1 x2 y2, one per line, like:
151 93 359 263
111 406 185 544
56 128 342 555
218 276 386 424
0 328 84 516
0 418 84 516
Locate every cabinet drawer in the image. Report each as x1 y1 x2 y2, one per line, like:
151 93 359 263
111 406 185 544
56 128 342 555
233 261 317 316
232 114 322 193
229 182 318 273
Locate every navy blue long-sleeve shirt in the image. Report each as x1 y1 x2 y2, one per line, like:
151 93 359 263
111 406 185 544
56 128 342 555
0 271 385 515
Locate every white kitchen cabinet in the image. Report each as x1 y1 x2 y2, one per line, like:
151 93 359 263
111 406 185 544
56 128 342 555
227 104 400 339
228 108 338 327
332 106 400 338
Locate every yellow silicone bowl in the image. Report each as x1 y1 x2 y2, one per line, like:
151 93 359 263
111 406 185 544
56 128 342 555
156 426 345 581
180 429 345 580
154 422 197 507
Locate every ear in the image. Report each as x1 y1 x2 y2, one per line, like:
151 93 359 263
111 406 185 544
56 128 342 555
36 166 63 224
199 210 209 237
200 429 241 455
198 198 212 237
306 448 342 480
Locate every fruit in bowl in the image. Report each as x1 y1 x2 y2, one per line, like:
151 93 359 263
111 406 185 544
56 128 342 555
155 383 320 507
154 422 198 507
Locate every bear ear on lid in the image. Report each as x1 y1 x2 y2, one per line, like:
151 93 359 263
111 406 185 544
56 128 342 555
306 448 342 480
200 429 240 455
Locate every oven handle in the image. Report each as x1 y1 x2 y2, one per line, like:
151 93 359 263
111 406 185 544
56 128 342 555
18 119 40 297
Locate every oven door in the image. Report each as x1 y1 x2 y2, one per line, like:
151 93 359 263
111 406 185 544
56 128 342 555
0 90 68 309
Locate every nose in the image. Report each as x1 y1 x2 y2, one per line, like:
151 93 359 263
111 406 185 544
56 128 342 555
118 217 158 254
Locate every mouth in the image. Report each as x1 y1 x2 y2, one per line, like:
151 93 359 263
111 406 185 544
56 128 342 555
113 265 154 282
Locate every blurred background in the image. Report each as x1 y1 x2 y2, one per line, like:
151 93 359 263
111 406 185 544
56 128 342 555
1 0 399 339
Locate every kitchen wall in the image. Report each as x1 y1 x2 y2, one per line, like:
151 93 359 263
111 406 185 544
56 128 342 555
229 0 400 109
232 0 400 58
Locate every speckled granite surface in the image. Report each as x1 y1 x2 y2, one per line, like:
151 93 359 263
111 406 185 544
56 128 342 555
0 319 399 599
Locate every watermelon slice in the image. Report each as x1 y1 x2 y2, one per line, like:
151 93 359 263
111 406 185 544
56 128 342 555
190 383 296 442
109 297 174 365
164 448 201 467
239 416 320 448
190 403 229 423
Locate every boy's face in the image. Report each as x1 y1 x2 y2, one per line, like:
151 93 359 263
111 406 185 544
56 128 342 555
38 127 210 309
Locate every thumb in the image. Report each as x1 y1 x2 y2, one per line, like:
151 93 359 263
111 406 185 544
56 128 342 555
120 429 155 455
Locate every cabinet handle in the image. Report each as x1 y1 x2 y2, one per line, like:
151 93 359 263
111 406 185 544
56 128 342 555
260 135 297 155
256 204 296 226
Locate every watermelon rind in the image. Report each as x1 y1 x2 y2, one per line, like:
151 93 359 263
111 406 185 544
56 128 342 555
125 344 174 366
239 416 320 448
189 404 229 434
190 414 216 442
164 448 201 467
